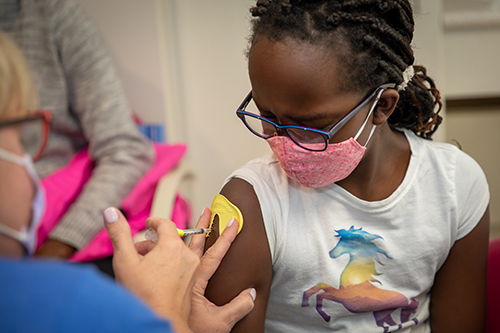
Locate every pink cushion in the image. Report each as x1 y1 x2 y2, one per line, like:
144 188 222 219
36 143 190 262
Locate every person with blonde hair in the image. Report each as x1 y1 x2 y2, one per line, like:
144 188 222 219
1 0 155 259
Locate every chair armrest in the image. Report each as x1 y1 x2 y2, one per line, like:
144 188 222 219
133 158 194 242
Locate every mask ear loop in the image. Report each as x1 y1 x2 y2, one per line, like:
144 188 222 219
353 88 386 146
0 148 43 255
0 148 31 244
0 148 25 166
0 148 40 181
0 223 29 242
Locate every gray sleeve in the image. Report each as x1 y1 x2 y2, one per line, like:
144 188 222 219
47 0 155 249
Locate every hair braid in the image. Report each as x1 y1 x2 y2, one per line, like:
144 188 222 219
343 0 414 30
249 0 442 139
391 65 443 139
326 12 413 68
363 35 408 71
379 60 405 85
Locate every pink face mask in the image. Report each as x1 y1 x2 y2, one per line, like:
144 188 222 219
267 107 377 188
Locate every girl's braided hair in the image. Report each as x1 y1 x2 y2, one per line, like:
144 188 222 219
249 0 442 139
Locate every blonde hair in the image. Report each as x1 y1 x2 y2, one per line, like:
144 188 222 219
0 30 38 118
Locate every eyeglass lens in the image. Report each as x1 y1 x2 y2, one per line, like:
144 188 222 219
242 113 277 138
242 99 328 151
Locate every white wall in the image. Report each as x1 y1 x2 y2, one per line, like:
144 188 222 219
445 28 500 98
161 0 268 215
443 0 500 98
412 0 447 142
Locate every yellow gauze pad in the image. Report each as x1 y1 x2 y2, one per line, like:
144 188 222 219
208 194 243 237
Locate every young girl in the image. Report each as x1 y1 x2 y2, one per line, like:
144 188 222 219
205 1 490 332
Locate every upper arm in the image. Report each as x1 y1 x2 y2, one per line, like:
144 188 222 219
430 207 490 332
204 177 273 333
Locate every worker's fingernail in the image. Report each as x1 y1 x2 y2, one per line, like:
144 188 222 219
104 207 119 224
227 218 235 227
200 207 207 217
250 288 257 301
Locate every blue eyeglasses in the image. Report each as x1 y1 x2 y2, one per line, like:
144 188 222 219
236 83 395 151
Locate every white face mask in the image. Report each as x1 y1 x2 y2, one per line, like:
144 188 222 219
0 148 45 255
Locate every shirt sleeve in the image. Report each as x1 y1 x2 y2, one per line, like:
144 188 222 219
225 157 282 264
46 0 155 249
454 149 490 240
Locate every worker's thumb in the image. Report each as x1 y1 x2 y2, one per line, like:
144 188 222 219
219 288 256 329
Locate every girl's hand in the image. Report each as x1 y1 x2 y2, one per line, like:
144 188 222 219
35 239 76 259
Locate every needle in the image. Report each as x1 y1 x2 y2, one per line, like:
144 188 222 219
144 227 211 242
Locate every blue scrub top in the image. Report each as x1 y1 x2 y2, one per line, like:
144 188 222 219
0 257 173 333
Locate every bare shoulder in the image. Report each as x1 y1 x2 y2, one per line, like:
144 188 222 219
204 177 273 332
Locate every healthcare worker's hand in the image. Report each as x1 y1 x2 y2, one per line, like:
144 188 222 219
103 207 197 333
103 207 256 333
188 208 256 332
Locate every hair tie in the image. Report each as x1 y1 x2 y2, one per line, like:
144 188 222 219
397 66 414 91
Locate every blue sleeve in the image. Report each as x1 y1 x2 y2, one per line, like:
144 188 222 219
0 260 173 333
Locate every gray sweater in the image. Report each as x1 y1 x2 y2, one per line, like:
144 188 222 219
1 0 155 249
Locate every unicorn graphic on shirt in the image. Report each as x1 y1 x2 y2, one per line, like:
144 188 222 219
302 226 418 332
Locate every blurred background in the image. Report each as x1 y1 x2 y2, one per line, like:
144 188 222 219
77 0 500 238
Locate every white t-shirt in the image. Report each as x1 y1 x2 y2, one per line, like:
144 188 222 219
225 129 489 333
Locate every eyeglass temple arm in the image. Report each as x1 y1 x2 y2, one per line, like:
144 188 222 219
33 111 52 162
237 91 253 111
0 115 43 129
326 83 395 138
0 110 52 129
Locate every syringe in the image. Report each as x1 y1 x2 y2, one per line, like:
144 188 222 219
144 227 211 242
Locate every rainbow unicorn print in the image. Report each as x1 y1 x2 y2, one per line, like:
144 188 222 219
302 226 418 332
